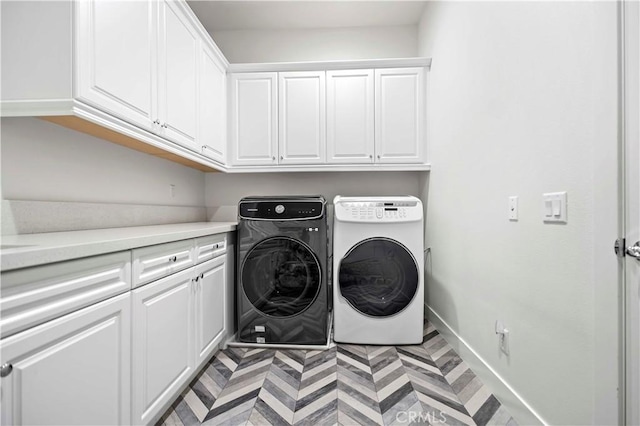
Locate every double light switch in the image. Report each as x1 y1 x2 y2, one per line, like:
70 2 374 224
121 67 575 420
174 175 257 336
543 192 567 223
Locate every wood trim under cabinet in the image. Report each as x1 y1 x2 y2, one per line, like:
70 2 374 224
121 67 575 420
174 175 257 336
40 115 219 173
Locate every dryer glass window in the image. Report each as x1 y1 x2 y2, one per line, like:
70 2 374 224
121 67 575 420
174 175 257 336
242 237 321 317
339 238 418 317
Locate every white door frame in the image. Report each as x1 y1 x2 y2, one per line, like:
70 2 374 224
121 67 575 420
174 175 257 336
622 0 640 424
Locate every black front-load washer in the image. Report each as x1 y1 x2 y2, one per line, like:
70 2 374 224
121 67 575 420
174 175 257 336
237 195 328 345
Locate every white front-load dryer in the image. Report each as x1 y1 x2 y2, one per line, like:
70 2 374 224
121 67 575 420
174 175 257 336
333 195 424 345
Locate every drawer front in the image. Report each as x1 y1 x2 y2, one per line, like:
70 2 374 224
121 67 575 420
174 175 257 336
0 251 131 338
194 234 227 264
132 239 195 288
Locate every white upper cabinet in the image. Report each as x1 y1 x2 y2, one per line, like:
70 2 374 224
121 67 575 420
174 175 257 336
1 0 229 172
326 69 375 164
76 0 156 132
228 62 428 170
77 0 202 150
375 67 425 164
278 71 326 164
229 72 278 166
157 0 199 152
199 43 227 165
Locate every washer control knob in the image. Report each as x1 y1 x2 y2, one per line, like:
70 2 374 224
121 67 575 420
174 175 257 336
376 208 383 219
275 204 285 214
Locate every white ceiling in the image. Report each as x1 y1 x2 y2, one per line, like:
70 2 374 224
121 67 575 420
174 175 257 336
186 1 428 32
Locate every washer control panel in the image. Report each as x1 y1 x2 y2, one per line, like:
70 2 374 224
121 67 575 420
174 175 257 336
334 198 422 223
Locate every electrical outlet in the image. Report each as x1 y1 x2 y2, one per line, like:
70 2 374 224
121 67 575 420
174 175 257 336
508 196 518 221
495 320 510 355
169 184 176 198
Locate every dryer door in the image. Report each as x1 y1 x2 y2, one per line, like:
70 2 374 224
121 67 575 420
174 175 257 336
339 237 419 317
241 236 321 317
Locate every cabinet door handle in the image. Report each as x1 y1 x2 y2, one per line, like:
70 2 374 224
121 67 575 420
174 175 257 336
377 155 381 159
169 256 177 262
153 119 160 125
369 154 373 159
0 363 13 378
272 156 276 161
200 273 204 280
280 156 283 161
193 276 199 282
162 123 168 129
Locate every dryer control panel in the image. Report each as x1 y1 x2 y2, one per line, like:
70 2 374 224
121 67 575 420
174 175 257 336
334 197 423 223
239 196 326 220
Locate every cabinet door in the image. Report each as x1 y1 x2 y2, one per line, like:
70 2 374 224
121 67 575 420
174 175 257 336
194 256 226 367
158 0 199 151
279 71 326 164
199 43 227 165
0 293 131 426
76 0 156 131
132 268 194 425
229 72 278 166
374 67 425 163
327 69 374 164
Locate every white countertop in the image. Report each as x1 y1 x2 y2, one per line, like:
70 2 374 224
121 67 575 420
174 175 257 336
0 222 237 271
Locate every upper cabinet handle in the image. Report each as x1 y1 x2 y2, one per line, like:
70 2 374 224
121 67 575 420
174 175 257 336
169 256 177 262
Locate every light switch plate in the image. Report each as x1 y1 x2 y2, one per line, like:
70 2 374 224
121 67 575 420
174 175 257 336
543 192 567 223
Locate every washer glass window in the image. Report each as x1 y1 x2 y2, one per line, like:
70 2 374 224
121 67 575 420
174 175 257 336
339 238 418 317
242 236 321 317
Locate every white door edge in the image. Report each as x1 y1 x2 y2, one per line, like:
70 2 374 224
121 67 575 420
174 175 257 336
623 1 640 424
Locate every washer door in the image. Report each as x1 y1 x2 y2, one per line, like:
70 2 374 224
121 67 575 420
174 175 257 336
339 237 419 317
242 236 321 317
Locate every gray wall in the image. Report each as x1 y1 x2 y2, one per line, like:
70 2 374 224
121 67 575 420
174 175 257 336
212 25 418 63
206 172 423 221
417 2 619 424
1 118 206 234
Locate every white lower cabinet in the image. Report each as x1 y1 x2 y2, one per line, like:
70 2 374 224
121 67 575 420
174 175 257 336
132 267 195 425
132 246 228 425
0 293 131 426
0 232 231 426
194 256 226 366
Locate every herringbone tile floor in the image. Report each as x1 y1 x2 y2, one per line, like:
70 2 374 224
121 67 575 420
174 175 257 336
157 322 517 426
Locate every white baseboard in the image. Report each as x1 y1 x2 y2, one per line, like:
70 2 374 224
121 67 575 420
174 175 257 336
426 305 547 426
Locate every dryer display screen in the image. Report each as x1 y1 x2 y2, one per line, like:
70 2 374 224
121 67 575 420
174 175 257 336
339 238 418 317
241 236 321 317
